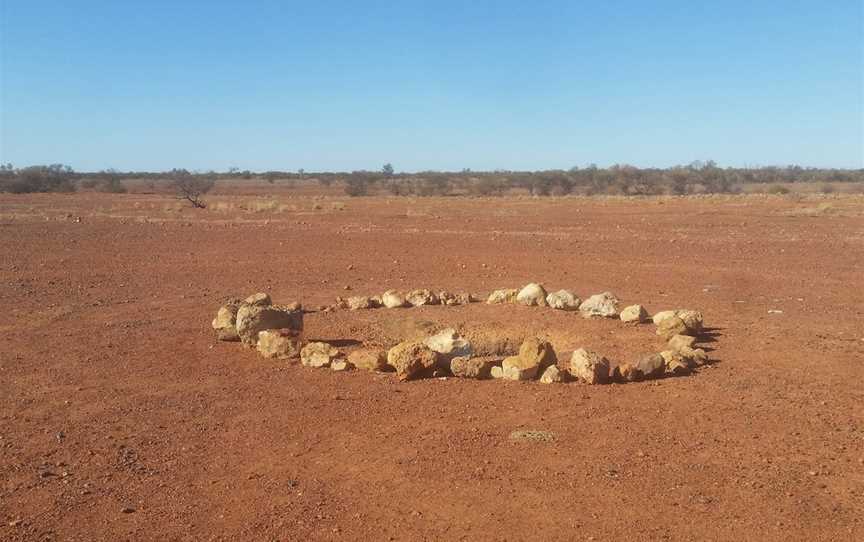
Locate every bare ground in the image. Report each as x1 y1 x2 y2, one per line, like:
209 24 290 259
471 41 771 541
1 193 863 541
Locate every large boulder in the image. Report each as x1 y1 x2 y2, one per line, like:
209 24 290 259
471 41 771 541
579 292 619 318
569 348 610 384
620 304 649 324
424 328 472 366
300 342 340 368
487 289 518 304
236 304 304 347
516 283 548 307
347 349 388 372
406 289 438 307
381 290 408 308
546 290 580 311
500 338 556 381
257 329 302 359
212 301 241 341
450 356 495 379
656 315 691 339
387 341 439 380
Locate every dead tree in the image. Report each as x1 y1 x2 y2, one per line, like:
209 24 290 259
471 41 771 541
171 174 215 208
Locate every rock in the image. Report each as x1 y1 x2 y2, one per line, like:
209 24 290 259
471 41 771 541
257 329 302 359
569 348 610 384
501 338 556 381
633 353 666 380
620 304 649 323
330 359 352 371
347 349 388 372
284 301 302 311
424 328 472 366
490 366 504 379
656 315 691 339
437 291 458 306
236 304 304 347
450 356 495 379
539 365 563 384
243 292 272 307
612 363 637 382
381 290 408 308
487 288 518 304
454 292 475 305
300 342 340 368
346 296 377 310
579 292 619 318
678 346 709 366
509 430 556 442
516 283 548 306
660 350 692 375
668 334 697 351
387 341 439 380
211 302 241 341
406 289 438 306
546 290 580 311
677 310 704 333
652 310 679 325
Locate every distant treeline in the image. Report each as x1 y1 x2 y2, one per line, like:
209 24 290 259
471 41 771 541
1 162 862 196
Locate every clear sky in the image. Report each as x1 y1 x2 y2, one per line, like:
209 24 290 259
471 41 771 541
1 0 862 172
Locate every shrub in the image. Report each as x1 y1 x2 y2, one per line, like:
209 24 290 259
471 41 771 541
1 165 76 193
767 184 790 195
171 173 215 208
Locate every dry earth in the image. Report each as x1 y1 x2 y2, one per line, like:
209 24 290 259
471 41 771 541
1 192 863 541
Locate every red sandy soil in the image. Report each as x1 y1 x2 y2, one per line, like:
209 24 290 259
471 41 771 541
1 192 863 541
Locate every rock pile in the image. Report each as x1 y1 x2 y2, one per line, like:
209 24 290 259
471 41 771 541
211 289 713 386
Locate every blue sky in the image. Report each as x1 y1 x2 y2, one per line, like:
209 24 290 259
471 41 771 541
1 0 861 172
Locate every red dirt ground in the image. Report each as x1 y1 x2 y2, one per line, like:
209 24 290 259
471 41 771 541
1 192 863 541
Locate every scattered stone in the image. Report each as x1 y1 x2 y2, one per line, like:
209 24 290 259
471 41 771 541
387 341 439 380
381 290 408 308
243 292 272 307
330 359 352 371
579 292 619 318
257 328 302 359
437 291 458 306
284 301 302 311
450 356 495 379
509 430 556 442
656 315 691 339
620 304 649 323
346 296 377 310
501 338 556 381
569 348 611 384
487 288 518 304
236 304 304 347
424 328 472 366
668 334 697 351
546 289 581 311
454 292 475 305
406 289 439 306
347 349 388 372
121 507 136 514
516 283 548 306
211 301 241 341
539 365 563 384
300 342 340 368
